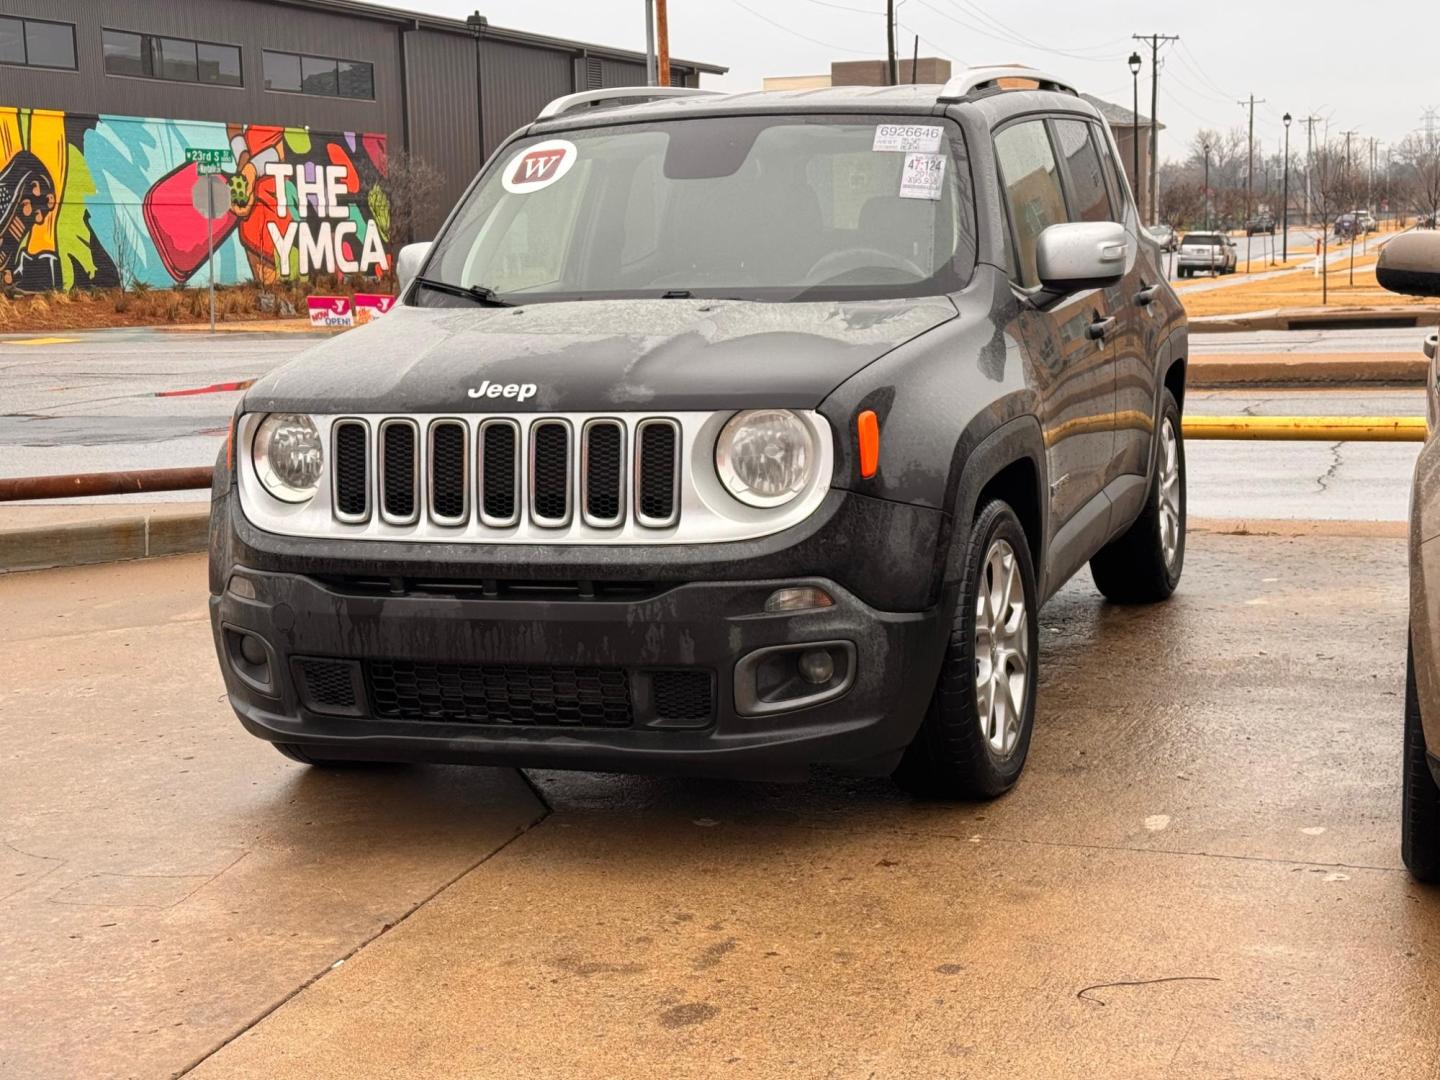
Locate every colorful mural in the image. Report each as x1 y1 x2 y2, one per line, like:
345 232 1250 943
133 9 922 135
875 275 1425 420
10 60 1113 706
0 107 391 293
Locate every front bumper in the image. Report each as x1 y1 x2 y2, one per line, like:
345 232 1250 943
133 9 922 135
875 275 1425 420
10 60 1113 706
212 568 945 779
209 487 951 778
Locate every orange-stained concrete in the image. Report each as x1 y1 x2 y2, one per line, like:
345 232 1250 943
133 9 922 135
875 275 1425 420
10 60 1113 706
5 536 1440 1078
0 556 545 1079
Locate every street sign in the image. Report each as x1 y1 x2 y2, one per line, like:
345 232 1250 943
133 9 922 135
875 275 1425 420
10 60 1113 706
184 147 234 176
183 149 233 332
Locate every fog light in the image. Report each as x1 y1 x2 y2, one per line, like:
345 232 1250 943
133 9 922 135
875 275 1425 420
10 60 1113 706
764 586 834 613
798 649 834 685
239 633 267 666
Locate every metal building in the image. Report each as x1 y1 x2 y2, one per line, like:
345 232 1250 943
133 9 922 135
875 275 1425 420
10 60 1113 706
0 0 724 291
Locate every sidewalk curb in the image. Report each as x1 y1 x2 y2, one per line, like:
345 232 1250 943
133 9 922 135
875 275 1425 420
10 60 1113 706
0 506 209 573
1188 351 1426 387
1190 305 1440 334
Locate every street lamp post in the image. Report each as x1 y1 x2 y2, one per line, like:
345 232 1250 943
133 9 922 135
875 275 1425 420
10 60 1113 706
1282 113 1292 262
1129 52 1142 218
1202 142 1210 230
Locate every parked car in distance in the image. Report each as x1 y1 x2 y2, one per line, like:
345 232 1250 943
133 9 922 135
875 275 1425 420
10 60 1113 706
1355 209 1378 233
1419 212 1437 230
1146 224 1177 251
1244 213 1275 236
208 69 1189 799
1176 231 1238 277
1376 231 1440 880
1334 213 1360 240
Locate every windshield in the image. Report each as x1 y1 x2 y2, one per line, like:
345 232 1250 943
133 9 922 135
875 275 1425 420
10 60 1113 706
415 114 977 305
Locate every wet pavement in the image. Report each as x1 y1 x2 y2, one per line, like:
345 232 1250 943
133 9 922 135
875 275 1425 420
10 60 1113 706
2 530 1436 1077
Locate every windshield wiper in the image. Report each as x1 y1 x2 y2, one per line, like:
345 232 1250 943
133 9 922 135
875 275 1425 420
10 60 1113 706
413 276 516 307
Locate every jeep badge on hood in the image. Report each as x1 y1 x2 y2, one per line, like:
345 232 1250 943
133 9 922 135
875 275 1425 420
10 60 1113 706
468 380 537 402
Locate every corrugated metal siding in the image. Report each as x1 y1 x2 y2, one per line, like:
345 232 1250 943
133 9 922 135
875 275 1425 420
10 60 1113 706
0 0 402 140
479 39 573 158
404 30 481 237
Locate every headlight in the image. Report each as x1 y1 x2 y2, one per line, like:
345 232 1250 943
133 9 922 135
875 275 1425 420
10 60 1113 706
253 413 323 502
715 409 816 508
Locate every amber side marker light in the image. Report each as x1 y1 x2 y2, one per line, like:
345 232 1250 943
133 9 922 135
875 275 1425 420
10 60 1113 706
856 410 880 478
225 416 236 471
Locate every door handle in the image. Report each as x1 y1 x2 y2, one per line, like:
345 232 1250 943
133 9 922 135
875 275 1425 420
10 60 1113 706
1136 284 1158 306
1086 315 1116 342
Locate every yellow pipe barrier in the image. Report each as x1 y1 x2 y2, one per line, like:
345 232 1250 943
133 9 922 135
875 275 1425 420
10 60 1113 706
1183 415 1426 442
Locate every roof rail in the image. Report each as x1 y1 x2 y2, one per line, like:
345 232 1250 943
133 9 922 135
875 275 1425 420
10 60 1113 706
936 65 1077 103
536 85 720 121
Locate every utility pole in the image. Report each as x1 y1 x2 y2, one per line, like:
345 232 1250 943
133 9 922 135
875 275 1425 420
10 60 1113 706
655 0 670 86
1132 33 1178 226
1238 93 1265 271
886 0 898 85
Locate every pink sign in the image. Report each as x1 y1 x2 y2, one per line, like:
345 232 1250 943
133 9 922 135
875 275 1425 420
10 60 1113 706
354 293 396 324
307 296 353 328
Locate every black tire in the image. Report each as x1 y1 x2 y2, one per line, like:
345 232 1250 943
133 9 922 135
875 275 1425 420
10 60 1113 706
1090 387 1185 604
273 743 400 769
1403 641 1440 882
894 500 1039 800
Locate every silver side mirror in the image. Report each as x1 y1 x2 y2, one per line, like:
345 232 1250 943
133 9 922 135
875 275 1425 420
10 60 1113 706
396 242 432 296
1424 334 1438 362
1035 221 1130 290
1377 233 1440 298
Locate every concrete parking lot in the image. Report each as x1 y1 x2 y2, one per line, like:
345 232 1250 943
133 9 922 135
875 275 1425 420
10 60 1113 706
3 528 1436 1079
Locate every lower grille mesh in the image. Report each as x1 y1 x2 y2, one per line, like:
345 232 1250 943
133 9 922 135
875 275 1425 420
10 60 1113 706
367 660 633 727
295 659 358 709
652 670 713 722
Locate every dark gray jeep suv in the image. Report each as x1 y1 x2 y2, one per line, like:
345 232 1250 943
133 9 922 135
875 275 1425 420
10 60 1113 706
210 67 1188 798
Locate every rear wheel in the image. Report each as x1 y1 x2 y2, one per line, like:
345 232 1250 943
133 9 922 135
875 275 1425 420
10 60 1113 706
1090 388 1185 603
1403 641 1440 882
894 500 1039 799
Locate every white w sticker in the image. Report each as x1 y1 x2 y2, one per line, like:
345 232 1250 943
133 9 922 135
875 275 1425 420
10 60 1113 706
501 139 579 194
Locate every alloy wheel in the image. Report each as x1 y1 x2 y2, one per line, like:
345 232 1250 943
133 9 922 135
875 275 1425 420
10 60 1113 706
1158 417 1182 570
974 538 1029 757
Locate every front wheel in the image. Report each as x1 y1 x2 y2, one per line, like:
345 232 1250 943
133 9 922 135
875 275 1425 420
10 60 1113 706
1089 388 1185 603
894 500 1039 799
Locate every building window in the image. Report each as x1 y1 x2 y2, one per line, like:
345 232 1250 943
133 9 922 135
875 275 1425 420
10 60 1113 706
102 29 241 86
0 16 76 70
264 49 372 100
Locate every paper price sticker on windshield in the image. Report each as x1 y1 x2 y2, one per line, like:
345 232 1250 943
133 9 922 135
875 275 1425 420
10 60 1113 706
898 152 946 200
502 138 578 194
872 124 944 153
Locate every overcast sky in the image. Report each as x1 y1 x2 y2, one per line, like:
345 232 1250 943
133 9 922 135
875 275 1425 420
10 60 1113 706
406 0 1437 164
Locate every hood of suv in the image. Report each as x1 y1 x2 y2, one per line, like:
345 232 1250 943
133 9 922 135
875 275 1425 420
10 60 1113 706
243 296 957 414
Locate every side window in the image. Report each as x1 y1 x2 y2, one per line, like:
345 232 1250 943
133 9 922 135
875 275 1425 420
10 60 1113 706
1091 123 1128 217
1052 118 1115 224
994 120 1067 288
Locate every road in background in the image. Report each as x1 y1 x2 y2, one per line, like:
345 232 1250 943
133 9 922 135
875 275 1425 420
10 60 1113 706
1 328 1426 518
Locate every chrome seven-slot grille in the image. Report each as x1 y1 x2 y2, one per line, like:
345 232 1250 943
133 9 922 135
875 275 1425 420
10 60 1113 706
331 415 681 532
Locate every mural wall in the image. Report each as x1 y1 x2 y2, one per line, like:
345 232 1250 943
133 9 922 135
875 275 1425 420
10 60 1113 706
0 107 391 293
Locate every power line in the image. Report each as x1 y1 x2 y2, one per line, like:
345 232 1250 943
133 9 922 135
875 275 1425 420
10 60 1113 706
725 0 874 55
912 0 1119 63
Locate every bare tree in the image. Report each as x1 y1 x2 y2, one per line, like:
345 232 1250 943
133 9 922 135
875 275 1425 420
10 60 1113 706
360 150 445 259
1308 138 1363 304
1396 131 1440 228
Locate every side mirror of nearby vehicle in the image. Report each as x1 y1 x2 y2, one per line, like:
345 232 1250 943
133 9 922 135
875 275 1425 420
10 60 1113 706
396 242 433 297
1424 334 1438 362
1035 221 1130 292
1376 233 1440 298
